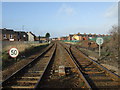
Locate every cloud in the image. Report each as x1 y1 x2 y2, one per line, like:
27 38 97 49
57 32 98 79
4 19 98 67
104 4 118 18
57 4 76 16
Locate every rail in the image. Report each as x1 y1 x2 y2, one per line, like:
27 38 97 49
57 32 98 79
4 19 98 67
2 43 56 89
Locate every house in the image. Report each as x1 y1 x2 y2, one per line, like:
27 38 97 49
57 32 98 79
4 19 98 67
0 28 40 42
52 38 58 41
68 34 74 40
0 28 18 41
58 37 61 40
67 32 111 41
81 33 88 40
15 31 28 41
0 28 29 41
68 33 88 41
72 33 83 40
27 32 36 41
60 36 68 40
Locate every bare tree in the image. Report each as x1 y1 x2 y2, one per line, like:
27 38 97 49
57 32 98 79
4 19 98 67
107 26 119 61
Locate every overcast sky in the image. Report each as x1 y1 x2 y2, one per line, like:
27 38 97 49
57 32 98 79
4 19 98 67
2 2 118 37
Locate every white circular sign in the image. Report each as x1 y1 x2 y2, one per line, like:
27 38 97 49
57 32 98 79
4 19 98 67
96 37 104 45
9 48 19 58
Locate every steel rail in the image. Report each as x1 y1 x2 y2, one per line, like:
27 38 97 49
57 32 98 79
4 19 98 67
34 43 56 88
2 43 54 88
60 42 92 89
69 45 120 89
75 46 120 81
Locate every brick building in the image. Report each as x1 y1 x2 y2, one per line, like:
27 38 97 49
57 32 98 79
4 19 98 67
0 28 18 41
0 28 28 41
66 33 109 41
16 31 28 41
60 36 68 40
68 34 74 40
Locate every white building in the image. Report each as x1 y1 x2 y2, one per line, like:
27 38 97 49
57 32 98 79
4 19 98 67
27 32 36 41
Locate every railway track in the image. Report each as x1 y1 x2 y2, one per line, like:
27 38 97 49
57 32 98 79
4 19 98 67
2 41 120 89
2 43 56 89
34 42 91 88
62 42 120 89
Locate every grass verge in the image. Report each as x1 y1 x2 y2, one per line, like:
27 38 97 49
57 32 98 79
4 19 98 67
2 43 49 70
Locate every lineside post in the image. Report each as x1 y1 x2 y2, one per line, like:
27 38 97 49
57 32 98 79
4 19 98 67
96 37 104 57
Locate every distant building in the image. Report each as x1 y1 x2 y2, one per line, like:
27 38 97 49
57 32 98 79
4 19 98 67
66 33 110 41
0 28 42 42
58 37 61 40
0 28 18 41
52 38 58 41
68 34 74 40
73 33 83 40
60 36 68 40
16 31 28 41
0 28 29 41
27 32 36 41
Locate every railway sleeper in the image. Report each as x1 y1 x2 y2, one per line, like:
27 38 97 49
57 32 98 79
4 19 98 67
20 77 40 79
92 79 113 82
5 82 36 87
84 67 97 70
88 75 119 82
16 80 38 84
82 66 97 68
84 68 102 71
84 74 106 77
17 78 39 81
90 76 114 80
80 61 93 64
94 81 120 87
81 64 96 67
84 69 100 72
97 85 120 89
9 80 38 84
6 86 35 89
27 71 44 73
84 71 105 74
23 73 41 76
9 81 38 86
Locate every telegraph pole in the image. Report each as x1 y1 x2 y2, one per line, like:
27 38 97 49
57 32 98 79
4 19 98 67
22 25 24 30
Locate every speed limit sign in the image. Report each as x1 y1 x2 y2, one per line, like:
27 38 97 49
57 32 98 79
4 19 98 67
9 48 19 58
96 37 104 45
96 37 104 57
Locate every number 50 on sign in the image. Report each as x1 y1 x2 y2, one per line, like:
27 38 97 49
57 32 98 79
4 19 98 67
9 48 19 58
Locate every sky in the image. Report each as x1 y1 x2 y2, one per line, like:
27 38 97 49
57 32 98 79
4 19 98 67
2 2 118 38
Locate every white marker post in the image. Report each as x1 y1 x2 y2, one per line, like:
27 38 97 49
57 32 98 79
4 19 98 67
9 48 19 61
96 37 104 57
